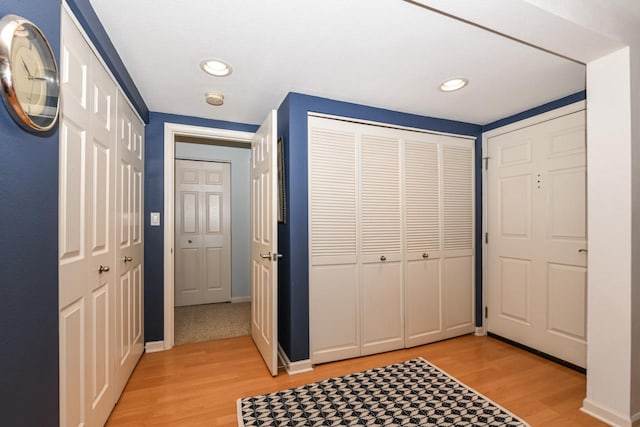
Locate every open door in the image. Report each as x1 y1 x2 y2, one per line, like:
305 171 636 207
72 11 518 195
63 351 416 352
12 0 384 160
250 110 279 376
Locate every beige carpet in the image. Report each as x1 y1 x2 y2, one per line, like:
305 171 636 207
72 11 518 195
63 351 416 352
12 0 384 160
174 302 251 346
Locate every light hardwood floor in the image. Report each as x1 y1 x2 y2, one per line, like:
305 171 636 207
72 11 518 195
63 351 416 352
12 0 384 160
106 334 604 426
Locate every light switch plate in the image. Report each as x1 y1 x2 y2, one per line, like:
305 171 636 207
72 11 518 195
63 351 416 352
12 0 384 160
150 212 161 226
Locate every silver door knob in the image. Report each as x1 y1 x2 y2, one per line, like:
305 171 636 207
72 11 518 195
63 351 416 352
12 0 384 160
380 255 386 261
98 265 110 273
422 253 429 259
260 252 271 259
123 256 132 263
272 253 283 261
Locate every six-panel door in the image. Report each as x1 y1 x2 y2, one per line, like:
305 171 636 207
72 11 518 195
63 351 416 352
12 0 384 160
487 110 587 368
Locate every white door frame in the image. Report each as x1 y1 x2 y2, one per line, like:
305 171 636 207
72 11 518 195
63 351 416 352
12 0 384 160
163 123 255 350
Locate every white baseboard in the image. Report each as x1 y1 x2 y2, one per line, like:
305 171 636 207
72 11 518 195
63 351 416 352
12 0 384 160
145 341 166 353
231 296 251 303
582 398 638 427
474 326 487 336
278 344 313 375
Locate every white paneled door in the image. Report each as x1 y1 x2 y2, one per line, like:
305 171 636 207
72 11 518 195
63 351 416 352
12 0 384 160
59 9 116 426
175 159 231 307
60 9 145 426
250 110 279 376
115 94 145 396
487 110 587 368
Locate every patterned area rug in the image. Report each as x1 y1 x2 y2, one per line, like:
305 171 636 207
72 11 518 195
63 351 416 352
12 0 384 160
237 358 529 426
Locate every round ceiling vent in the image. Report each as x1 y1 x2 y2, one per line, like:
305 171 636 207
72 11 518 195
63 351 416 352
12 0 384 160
205 92 224 106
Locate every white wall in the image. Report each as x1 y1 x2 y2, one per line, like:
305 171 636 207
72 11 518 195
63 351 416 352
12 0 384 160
175 142 251 299
584 47 634 422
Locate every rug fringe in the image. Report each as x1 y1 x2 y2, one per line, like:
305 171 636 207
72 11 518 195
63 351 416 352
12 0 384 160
236 398 245 427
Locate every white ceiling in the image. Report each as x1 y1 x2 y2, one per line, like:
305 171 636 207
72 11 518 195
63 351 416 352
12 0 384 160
90 0 585 126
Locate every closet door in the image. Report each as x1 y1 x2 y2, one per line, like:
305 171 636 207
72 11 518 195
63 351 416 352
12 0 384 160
59 9 118 425
360 132 404 356
442 143 475 337
309 120 359 364
115 94 144 396
404 138 442 347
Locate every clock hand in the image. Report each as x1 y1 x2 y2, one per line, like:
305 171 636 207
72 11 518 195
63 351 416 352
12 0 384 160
21 57 34 78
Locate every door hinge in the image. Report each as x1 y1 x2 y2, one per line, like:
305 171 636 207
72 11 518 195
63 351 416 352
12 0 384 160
483 156 491 171
485 232 488 244
485 306 488 318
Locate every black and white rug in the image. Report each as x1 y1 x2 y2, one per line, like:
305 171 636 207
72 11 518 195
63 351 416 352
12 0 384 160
237 358 529 426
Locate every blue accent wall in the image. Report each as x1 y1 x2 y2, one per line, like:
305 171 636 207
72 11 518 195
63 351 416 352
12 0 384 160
0 2 60 425
483 90 586 132
277 95 293 356
474 137 483 327
144 112 258 341
65 0 149 122
278 93 483 361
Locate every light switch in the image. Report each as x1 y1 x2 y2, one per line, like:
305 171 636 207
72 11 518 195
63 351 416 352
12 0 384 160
150 212 161 226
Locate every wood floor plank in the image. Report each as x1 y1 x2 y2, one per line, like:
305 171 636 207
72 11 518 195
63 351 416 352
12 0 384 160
106 334 604 426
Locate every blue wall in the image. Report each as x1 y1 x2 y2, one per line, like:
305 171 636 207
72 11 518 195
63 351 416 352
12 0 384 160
278 93 483 361
0 2 60 425
277 96 293 356
144 112 258 341
483 90 586 131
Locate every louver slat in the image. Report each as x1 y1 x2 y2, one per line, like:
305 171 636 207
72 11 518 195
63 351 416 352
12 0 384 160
361 135 401 255
404 140 440 252
443 145 473 250
309 127 357 258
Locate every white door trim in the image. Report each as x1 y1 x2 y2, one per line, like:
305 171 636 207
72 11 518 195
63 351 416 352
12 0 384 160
163 123 255 350
480 99 586 333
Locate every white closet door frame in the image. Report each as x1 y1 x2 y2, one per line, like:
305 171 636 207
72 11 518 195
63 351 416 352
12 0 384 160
480 100 586 334
161 123 254 350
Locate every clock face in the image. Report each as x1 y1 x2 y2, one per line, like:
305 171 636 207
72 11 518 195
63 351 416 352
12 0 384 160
0 15 59 133
11 34 48 117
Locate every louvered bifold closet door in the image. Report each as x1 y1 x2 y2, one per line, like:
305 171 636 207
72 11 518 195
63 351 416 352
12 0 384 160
308 117 360 364
404 137 443 347
360 131 404 356
442 143 475 336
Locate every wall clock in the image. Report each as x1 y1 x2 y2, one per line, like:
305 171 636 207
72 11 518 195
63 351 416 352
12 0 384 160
0 14 59 134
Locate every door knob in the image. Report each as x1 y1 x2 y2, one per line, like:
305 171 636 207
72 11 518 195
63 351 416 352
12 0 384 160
123 256 132 263
380 255 387 261
188 239 192 244
260 252 271 259
98 265 110 273
272 253 283 261
422 253 429 259
578 248 588 253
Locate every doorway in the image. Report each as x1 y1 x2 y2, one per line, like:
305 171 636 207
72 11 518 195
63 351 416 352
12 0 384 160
162 124 255 349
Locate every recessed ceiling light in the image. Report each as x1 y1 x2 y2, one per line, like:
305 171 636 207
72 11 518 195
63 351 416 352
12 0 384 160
200 59 233 77
439 78 468 92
